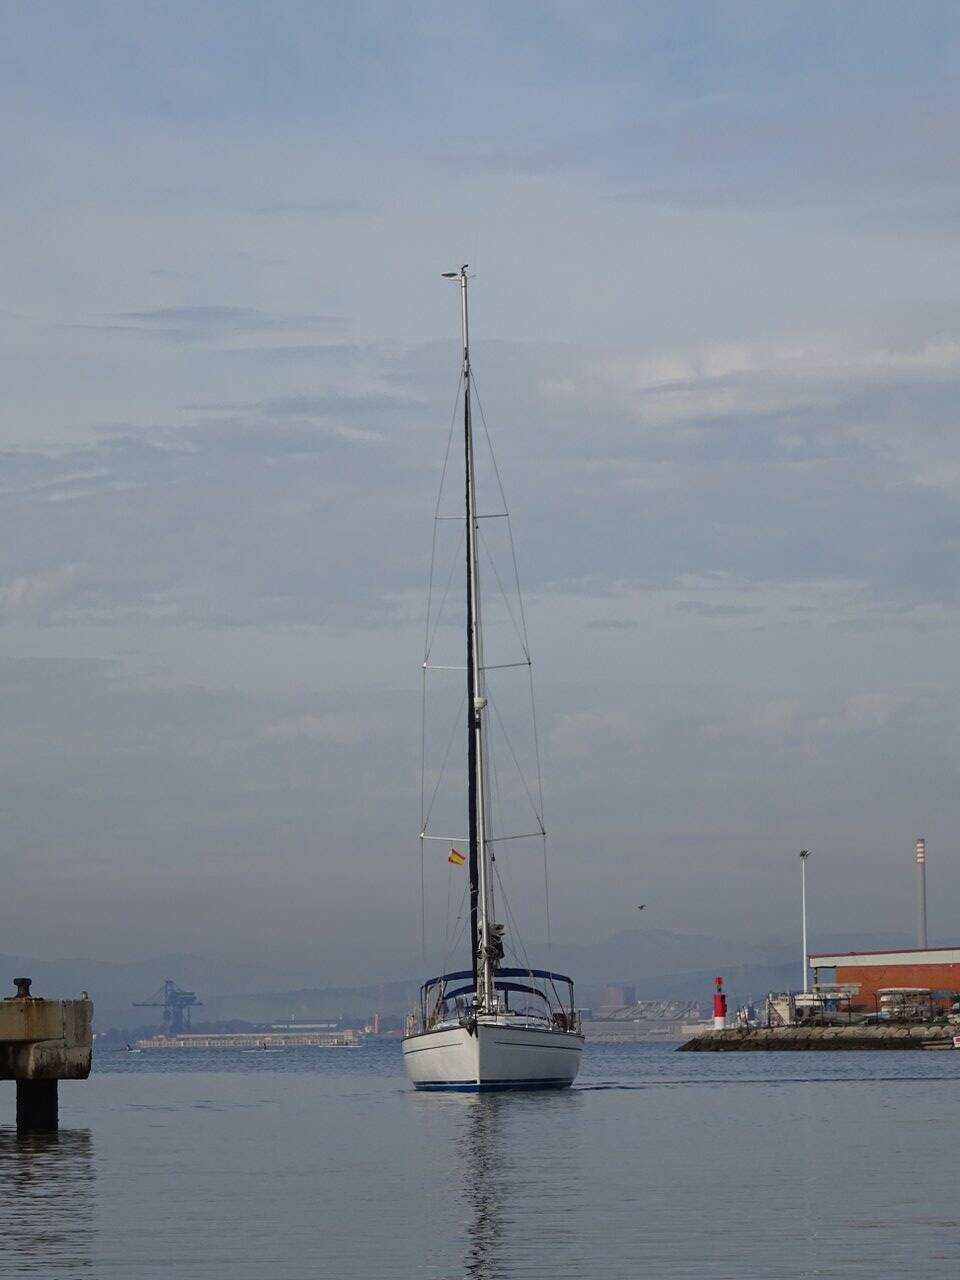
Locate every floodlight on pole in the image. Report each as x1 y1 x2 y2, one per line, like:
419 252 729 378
799 850 810 994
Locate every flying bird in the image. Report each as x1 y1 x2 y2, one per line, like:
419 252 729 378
637 904 646 910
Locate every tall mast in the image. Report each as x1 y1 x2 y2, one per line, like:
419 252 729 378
447 265 495 1010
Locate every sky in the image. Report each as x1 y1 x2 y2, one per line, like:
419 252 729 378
3 2 960 983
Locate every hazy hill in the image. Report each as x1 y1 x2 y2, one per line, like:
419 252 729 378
0 952 323 1031
539 925 914 985
0 926 914 1030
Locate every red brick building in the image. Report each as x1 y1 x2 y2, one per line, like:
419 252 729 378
809 947 960 1012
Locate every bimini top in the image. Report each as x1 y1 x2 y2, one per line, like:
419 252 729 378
421 967 575 995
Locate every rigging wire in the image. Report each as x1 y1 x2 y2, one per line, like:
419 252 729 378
471 368 554 956
486 690 545 832
484 635 554 1006
492 861 534 977
444 860 452 950
420 351 558 987
493 859 564 1013
440 877 469 978
420 687 467 837
477 523 530 661
424 372 464 657
424 524 465 664
419 662 427 964
419 843 425 965
529 663 552 954
470 372 533 642
420 372 465 966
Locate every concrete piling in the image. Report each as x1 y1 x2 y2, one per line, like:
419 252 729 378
16 1079 59 1130
1 978 93 1131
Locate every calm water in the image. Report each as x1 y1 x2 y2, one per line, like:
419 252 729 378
2 1042 960 1278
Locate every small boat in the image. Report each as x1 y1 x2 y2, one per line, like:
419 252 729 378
402 267 584 1092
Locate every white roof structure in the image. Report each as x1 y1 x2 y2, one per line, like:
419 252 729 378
810 948 960 968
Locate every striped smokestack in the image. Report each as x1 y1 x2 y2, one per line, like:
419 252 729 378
916 837 927 949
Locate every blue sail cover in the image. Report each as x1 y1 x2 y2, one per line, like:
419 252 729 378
421 967 575 995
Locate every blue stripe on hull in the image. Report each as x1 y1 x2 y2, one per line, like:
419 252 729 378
413 1078 573 1092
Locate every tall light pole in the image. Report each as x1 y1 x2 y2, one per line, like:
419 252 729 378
799 850 810 994
916 838 928 949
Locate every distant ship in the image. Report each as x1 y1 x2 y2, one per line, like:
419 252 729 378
133 1026 363 1050
401 267 583 1092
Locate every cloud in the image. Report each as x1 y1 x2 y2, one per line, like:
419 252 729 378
0 377 436 630
245 198 375 217
3 2 960 967
67 305 344 343
549 708 639 761
715 691 914 754
541 328 960 431
583 617 639 630
0 564 89 619
3 310 960 640
673 601 760 619
468 37 960 227
260 713 377 745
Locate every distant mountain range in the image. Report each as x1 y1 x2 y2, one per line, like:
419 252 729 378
523 927 914 1009
0 952 326 1032
0 927 915 1030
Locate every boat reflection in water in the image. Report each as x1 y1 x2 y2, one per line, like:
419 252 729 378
450 1089 582 1280
0 1128 95 1274
459 1095 506 1280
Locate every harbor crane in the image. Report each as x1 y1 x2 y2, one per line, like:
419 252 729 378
133 980 201 1035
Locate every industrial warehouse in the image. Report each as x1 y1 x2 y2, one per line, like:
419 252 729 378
684 838 960 1050
808 948 960 1017
805 836 960 1024
807 839 960 1015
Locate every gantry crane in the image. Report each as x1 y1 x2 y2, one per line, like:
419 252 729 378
133 980 201 1035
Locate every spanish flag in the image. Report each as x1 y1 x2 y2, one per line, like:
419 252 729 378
448 848 466 866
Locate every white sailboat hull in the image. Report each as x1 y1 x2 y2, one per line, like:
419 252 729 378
402 1019 583 1091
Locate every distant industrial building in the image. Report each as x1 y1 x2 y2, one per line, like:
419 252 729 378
810 947 960 1012
597 985 637 1010
582 999 702 1041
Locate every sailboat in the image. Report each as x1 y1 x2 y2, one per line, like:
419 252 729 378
402 266 584 1091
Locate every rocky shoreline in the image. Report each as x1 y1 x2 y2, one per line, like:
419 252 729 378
678 1025 959 1051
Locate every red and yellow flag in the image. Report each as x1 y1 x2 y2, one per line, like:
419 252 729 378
447 848 466 866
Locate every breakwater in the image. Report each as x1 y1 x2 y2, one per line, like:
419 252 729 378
679 1025 958 1051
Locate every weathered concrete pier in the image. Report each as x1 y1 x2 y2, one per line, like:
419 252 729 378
679 1024 958 1051
1 979 93 1129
